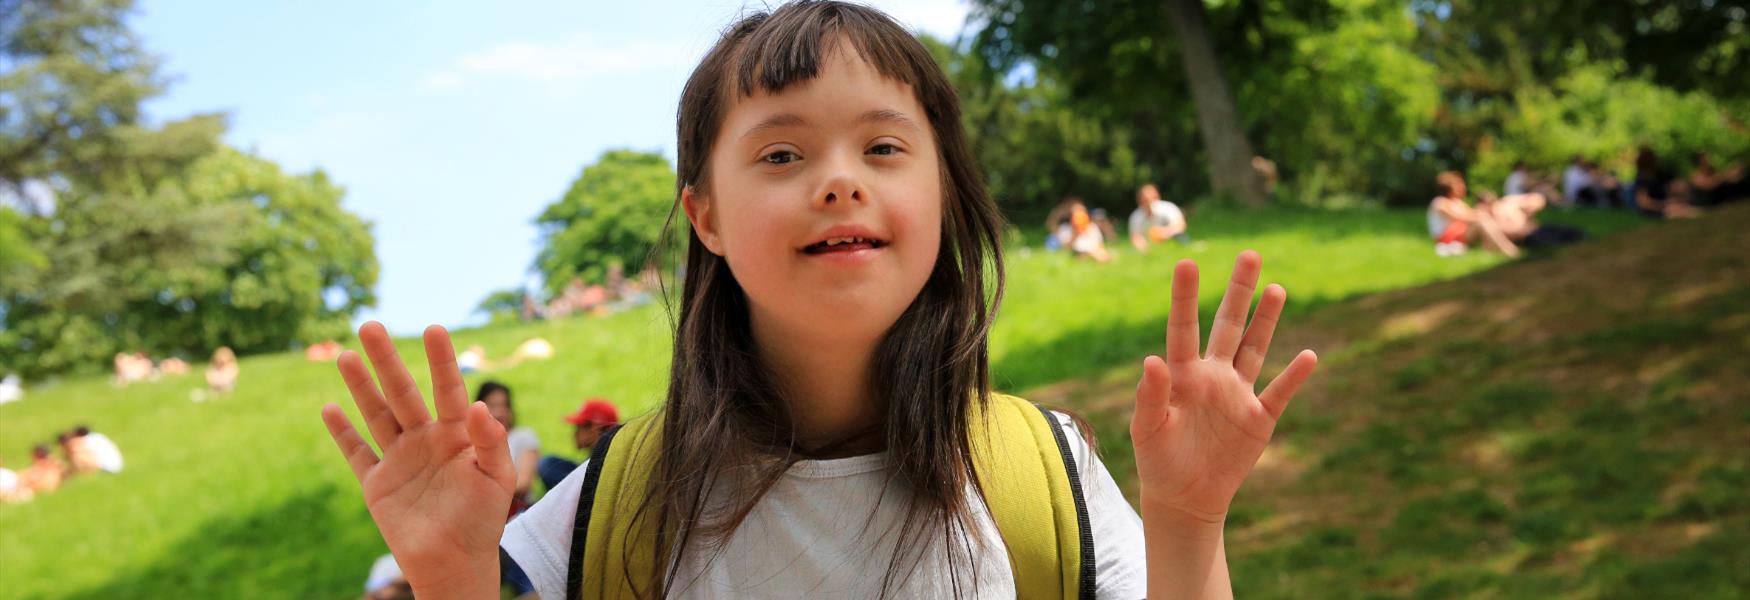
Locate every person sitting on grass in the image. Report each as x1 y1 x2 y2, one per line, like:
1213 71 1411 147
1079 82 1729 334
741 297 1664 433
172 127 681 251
537 398 621 491
1427 171 1520 257
73 425 123 474
1129 182 1191 252
206 346 239 395
478 381 539 516
59 431 97 475
1687 151 1747 206
1633 147 1701 219
20 445 64 495
1484 186 1586 250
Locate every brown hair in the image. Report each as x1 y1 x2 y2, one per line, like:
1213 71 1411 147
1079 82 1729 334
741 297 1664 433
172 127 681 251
633 1 1006 597
1435 171 1466 198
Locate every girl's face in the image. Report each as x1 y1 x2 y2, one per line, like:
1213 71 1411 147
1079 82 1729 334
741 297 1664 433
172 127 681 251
483 391 513 428
686 47 943 347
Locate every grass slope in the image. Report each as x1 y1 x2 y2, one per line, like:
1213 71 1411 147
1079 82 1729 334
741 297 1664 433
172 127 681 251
0 206 1673 598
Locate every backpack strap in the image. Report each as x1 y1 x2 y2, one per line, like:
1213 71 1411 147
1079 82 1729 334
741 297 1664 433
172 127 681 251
565 415 663 600
971 393 1095 600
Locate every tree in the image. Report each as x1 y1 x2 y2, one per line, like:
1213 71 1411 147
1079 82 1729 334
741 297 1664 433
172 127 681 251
1 0 224 200
921 35 1155 216
0 0 378 377
971 0 1439 205
1161 0 1265 206
533 149 677 298
1 148 379 376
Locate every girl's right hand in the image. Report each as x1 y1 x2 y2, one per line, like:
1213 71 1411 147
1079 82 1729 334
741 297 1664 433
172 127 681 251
319 322 515 596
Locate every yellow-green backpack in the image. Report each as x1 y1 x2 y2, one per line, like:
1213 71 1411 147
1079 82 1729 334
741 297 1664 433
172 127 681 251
562 393 1095 599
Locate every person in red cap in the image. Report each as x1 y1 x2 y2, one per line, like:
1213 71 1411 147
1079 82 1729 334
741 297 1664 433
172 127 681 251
537 398 619 491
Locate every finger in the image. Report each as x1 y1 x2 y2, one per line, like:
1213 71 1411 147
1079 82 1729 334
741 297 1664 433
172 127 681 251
1206 250 1262 361
1166 259 1201 363
1131 355 1174 440
1259 350 1318 419
424 325 469 423
338 350 401 449
321 403 379 483
358 321 433 430
1235 284 1287 385
465 401 514 482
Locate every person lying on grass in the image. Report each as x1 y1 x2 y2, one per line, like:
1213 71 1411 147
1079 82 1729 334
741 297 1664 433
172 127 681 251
319 2 1317 598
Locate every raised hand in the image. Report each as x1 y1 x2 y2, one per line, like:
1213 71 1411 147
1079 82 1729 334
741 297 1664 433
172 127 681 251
319 322 514 595
1132 250 1318 523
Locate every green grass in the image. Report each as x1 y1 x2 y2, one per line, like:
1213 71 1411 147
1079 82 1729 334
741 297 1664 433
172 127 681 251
5 204 1733 599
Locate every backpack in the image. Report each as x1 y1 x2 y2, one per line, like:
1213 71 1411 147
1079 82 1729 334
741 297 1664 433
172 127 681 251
563 393 1095 599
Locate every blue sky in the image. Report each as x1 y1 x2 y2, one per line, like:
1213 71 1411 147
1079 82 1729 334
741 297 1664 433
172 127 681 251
133 1 972 334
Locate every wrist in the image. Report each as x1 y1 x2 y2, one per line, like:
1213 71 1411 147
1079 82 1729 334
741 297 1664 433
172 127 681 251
1141 495 1228 536
403 551 501 600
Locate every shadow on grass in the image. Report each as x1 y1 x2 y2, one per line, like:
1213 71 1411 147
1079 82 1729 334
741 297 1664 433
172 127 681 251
59 484 375 600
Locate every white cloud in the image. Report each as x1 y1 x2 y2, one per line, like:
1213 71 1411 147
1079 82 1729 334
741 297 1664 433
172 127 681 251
424 34 699 90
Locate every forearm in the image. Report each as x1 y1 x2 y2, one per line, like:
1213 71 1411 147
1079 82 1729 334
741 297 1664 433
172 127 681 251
1143 498 1233 600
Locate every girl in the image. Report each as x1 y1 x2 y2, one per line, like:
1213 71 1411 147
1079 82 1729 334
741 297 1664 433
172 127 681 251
319 2 1317 598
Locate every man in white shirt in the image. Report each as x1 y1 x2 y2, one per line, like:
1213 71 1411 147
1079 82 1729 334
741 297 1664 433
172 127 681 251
1561 156 1591 205
75 426 124 473
1504 161 1530 196
1128 183 1190 252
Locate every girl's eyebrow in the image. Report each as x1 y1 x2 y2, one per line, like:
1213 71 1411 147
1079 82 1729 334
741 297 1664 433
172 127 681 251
739 109 923 141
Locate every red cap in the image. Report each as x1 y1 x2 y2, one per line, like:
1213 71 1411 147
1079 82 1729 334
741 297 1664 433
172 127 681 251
564 398 619 426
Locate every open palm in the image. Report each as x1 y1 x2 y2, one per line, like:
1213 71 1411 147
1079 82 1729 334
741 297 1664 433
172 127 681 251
319 323 515 590
1132 251 1318 523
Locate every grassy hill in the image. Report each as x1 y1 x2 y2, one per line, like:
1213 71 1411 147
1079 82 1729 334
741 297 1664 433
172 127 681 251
1030 205 1750 598
6 205 1730 599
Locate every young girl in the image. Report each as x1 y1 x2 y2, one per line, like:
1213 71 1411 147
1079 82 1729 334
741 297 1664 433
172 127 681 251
319 2 1317 598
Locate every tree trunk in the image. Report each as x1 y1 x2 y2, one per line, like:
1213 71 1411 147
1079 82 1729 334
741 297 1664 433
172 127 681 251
1162 0 1266 206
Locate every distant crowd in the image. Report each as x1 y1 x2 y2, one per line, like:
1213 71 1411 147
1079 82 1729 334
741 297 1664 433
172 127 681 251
1428 147 1745 257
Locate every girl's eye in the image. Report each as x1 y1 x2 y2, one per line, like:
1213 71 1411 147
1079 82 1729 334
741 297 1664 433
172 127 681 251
868 143 899 156
763 150 798 165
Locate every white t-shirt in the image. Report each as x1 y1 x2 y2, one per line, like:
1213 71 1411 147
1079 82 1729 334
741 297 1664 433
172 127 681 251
507 427 541 469
82 432 124 473
0 467 17 494
1562 165 1591 202
501 413 1147 599
1504 170 1528 196
1128 200 1185 238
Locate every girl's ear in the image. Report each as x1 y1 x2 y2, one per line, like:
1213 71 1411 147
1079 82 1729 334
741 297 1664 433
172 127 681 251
682 184 725 256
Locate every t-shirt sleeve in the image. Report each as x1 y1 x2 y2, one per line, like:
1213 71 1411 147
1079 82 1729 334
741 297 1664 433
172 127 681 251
1051 412 1147 599
1127 208 1146 237
502 457 588 600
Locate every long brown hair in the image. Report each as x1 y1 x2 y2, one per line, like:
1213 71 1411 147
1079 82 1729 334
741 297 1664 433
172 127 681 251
630 1 1007 597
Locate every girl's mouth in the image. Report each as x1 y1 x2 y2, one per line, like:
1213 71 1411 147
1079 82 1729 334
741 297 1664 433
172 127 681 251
802 237 888 255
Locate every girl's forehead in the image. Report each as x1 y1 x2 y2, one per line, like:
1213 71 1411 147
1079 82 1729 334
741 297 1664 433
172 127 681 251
720 49 926 133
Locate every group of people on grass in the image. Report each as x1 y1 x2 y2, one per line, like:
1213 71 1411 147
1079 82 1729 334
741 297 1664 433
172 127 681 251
529 264 662 321
0 425 124 504
109 346 241 398
362 380 620 599
1044 182 1194 262
1426 147 1746 257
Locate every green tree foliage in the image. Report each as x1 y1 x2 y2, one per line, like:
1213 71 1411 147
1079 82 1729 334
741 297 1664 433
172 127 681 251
971 0 1439 205
534 149 677 298
1 148 379 377
1 0 378 377
921 35 1154 217
474 288 524 325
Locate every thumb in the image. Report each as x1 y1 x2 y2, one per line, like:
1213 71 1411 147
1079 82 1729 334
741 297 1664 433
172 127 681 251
1132 355 1173 440
465 401 514 485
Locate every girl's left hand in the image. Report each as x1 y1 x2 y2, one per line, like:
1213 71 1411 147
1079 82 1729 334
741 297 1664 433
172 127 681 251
1131 250 1318 523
